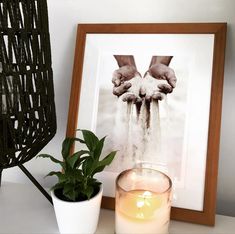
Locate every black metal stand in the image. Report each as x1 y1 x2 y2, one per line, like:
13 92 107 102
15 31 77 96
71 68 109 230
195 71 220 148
0 168 2 187
18 164 53 204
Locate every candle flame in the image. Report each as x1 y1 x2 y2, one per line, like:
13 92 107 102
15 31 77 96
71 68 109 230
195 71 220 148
136 191 152 208
137 200 145 208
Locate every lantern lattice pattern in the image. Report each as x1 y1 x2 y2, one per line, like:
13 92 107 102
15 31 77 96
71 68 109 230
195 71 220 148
0 0 56 173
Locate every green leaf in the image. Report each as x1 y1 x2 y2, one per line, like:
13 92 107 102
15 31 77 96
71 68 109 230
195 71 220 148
79 129 99 151
63 169 81 184
91 165 106 176
87 178 101 188
92 151 117 176
61 138 75 159
45 171 66 182
74 137 86 144
98 151 117 168
51 183 64 191
67 150 89 169
63 183 77 201
82 157 94 176
73 169 84 181
87 177 98 184
83 186 94 199
37 154 65 169
93 137 106 160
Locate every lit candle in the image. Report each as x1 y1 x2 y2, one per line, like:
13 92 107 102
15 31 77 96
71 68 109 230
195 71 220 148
115 168 172 234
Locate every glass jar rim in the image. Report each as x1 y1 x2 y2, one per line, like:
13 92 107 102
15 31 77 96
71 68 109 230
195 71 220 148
116 167 172 196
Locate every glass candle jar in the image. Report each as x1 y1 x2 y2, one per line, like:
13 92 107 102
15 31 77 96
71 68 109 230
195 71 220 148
115 168 172 234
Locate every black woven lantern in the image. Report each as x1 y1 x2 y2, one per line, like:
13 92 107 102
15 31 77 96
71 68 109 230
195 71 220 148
0 0 56 202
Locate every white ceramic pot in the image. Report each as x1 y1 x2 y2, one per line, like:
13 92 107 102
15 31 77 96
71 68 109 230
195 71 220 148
51 186 103 234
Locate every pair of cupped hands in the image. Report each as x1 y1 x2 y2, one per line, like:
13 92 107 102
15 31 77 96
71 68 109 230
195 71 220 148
112 55 177 103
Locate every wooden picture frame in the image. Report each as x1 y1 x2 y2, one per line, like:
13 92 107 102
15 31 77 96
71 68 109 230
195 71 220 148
66 23 227 225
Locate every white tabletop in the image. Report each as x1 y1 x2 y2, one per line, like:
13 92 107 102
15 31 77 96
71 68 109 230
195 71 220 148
0 182 234 234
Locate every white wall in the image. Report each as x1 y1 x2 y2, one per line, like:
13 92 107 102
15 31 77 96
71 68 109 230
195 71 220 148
3 0 235 216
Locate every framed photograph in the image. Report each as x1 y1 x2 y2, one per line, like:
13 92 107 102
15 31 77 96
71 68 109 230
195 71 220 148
66 23 226 225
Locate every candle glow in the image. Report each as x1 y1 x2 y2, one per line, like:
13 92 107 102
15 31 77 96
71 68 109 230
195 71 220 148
115 168 172 234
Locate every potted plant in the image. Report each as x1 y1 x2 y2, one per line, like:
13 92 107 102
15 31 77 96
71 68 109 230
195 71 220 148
38 129 117 234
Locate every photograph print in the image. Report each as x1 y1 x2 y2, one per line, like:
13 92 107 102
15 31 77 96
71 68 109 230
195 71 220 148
96 54 183 180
